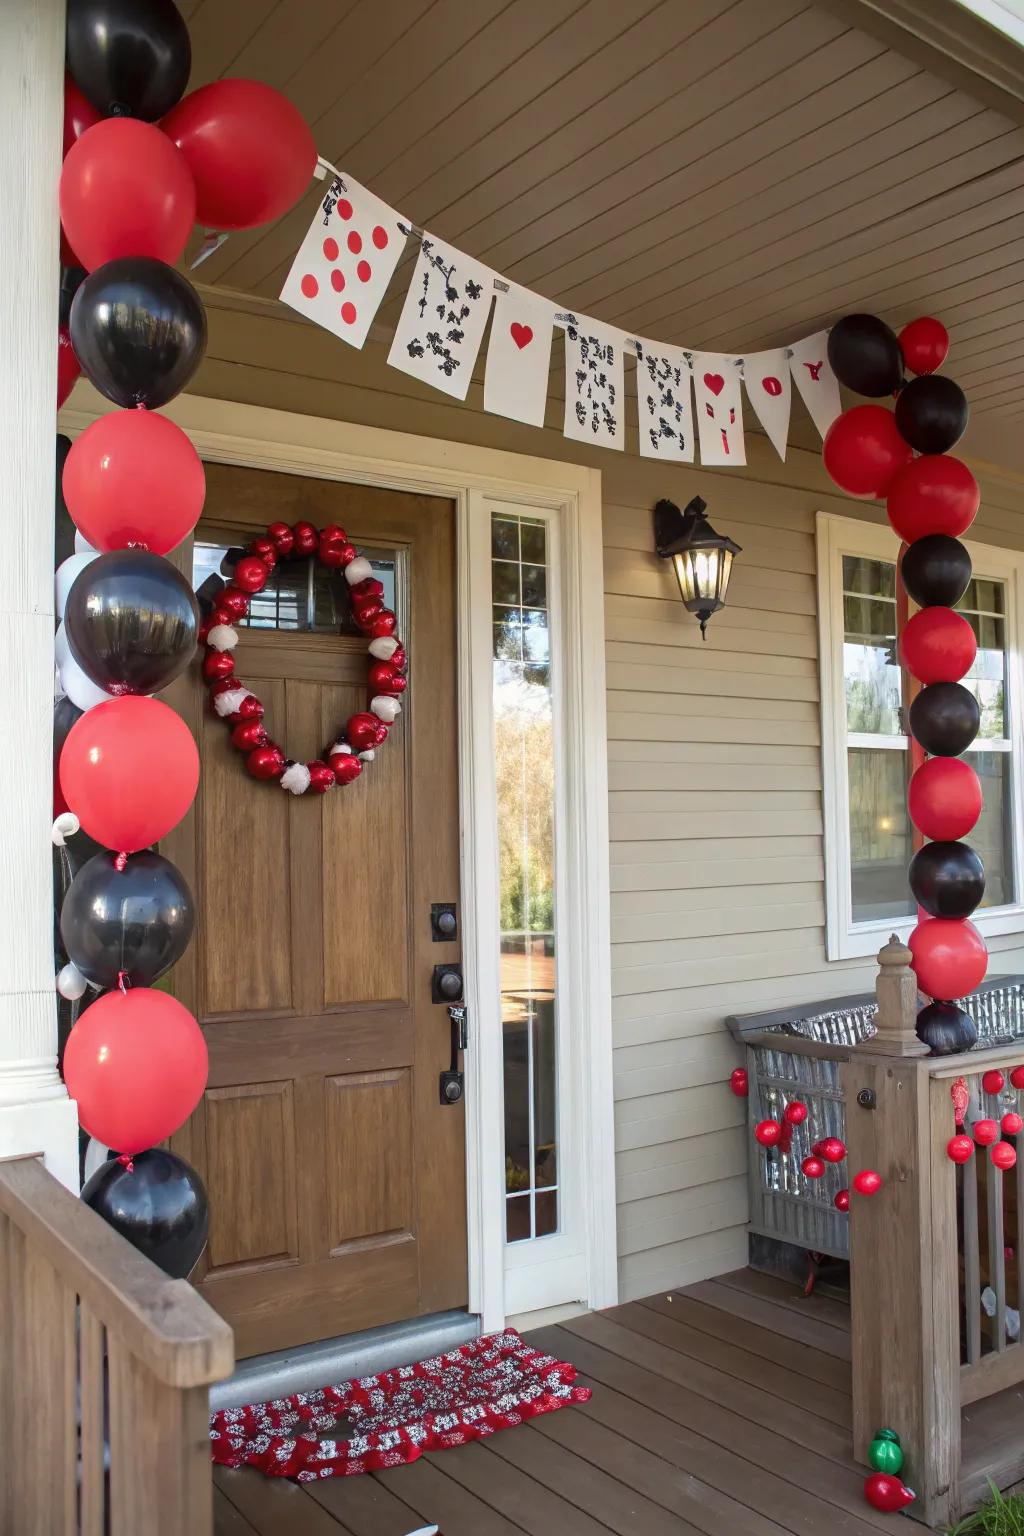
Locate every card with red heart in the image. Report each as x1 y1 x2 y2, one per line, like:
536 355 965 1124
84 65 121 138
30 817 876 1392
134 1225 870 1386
742 348 791 461
789 330 841 439
634 337 694 462
483 282 556 427
280 174 409 350
562 313 625 451
692 353 746 465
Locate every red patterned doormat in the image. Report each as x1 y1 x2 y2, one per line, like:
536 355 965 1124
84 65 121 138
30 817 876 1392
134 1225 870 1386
210 1329 591 1482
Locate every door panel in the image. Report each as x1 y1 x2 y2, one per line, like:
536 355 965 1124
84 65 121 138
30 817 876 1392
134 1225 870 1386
164 463 466 1359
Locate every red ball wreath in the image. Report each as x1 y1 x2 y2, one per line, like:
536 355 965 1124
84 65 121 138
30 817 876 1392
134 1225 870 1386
200 519 407 794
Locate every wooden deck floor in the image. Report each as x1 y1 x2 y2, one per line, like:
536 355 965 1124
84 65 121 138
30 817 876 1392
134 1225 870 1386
211 1267 1011 1535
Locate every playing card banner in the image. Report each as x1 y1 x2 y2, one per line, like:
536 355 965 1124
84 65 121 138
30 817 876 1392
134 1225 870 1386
484 283 556 428
743 349 791 462
562 314 625 451
388 234 494 401
634 338 694 463
280 174 407 350
789 330 842 440
692 354 746 466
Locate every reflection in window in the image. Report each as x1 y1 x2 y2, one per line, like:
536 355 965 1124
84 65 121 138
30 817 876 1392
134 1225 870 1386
192 540 396 634
493 513 559 1244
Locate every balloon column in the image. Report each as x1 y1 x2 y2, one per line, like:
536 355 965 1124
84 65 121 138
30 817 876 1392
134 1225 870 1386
55 0 316 1279
824 313 985 1055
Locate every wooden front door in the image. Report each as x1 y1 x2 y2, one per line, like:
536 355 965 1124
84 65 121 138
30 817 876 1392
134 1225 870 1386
164 462 466 1359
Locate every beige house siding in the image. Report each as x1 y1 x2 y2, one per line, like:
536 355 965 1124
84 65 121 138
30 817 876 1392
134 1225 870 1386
178 299 1024 1301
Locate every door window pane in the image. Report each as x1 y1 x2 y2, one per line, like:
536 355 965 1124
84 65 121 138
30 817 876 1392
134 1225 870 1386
192 540 396 634
494 513 559 1245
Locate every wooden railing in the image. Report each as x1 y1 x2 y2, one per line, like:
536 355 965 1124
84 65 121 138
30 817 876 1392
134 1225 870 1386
0 1155 234 1535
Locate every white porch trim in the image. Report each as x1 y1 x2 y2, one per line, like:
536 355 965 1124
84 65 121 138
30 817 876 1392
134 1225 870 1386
60 386 618 1330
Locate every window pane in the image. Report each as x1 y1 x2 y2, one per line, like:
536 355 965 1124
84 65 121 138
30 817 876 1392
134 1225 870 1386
192 541 396 634
957 584 1007 740
973 751 1016 908
849 748 915 922
494 512 559 1245
842 557 900 734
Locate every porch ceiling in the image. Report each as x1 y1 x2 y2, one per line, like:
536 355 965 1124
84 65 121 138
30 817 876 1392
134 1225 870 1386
182 0 1024 467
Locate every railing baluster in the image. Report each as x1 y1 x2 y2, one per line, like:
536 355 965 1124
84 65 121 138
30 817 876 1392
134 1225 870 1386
964 1146 982 1365
987 1153 1007 1353
79 1302 106 1536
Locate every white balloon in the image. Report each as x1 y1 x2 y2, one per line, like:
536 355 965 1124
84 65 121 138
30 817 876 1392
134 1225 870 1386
51 811 80 846
54 620 70 674
55 551 98 619
83 1137 111 1184
56 961 87 1001
74 531 97 555
59 648 109 712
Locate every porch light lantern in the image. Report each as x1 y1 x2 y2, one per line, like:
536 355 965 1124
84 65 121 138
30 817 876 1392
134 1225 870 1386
653 496 741 639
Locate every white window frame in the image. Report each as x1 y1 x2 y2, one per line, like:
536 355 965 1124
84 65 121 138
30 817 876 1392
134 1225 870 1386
817 511 1024 961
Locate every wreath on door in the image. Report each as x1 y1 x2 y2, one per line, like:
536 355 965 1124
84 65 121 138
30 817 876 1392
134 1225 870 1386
200 519 406 794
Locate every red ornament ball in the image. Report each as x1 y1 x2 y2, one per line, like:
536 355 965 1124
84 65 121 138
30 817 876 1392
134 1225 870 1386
783 1101 809 1126
899 606 977 686
329 752 363 786
231 719 267 751
248 536 277 568
908 757 982 842
816 1137 847 1164
853 1169 883 1196
991 1141 1018 1171
802 1156 826 1180
368 610 398 637
887 454 979 541
864 1473 915 1513
899 316 949 376
306 760 335 794
909 918 988 1001
246 745 285 780
973 1118 999 1147
729 1068 749 1098
217 587 251 621
232 555 271 594
823 405 913 499
755 1119 782 1148
293 521 318 556
947 1134 974 1164
347 712 383 752
231 695 264 722
267 521 294 556
1002 1112 1023 1136
834 1189 850 1212
1011 1066 1024 1090
203 650 236 682
982 1070 1006 1095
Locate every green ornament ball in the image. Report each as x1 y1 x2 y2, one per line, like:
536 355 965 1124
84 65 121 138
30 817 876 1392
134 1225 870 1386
868 1428 904 1475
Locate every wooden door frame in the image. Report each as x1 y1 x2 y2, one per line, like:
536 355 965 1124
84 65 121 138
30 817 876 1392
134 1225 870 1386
60 385 618 1332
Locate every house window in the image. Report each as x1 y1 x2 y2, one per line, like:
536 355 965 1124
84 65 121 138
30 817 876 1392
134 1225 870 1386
818 514 1024 961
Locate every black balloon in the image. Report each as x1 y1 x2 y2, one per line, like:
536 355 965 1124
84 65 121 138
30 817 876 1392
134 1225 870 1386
82 1149 208 1280
827 313 904 397
64 550 199 695
69 258 207 410
60 849 194 989
900 534 972 609
916 1001 978 1056
894 374 968 454
66 0 191 121
59 266 86 330
909 682 980 757
909 840 985 918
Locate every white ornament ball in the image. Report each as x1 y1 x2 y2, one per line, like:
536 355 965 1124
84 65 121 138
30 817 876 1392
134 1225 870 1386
56 961 88 1001
207 624 238 652
328 742 352 758
358 749 376 763
368 636 399 662
213 687 252 719
281 762 312 795
370 695 401 723
344 556 373 586
55 551 98 619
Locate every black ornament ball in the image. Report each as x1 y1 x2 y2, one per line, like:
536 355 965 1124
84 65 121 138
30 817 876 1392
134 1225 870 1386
60 849 194 990
909 840 985 919
894 374 969 455
909 682 980 757
827 313 904 397
64 549 199 696
82 1149 208 1280
900 534 972 609
916 1001 978 1056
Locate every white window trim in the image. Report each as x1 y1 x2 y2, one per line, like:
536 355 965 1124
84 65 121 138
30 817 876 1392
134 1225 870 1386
816 511 1024 961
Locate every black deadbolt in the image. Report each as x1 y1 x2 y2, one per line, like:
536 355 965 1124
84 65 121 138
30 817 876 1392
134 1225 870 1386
431 903 458 941
432 964 463 1003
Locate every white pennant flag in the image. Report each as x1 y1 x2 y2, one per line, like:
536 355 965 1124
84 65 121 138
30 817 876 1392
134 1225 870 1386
692 353 746 466
789 330 841 439
743 349 791 461
388 235 495 401
484 282 556 427
562 313 626 451
634 338 695 462
280 174 408 350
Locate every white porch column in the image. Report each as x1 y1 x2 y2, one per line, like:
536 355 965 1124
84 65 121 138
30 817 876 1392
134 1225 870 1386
0 0 79 1189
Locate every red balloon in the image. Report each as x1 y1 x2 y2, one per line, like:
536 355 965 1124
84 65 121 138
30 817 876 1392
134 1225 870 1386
815 1137 847 1163
947 1134 974 1164
823 405 913 499
982 1070 1006 1095
60 118 195 271
59 696 199 851
801 1156 826 1179
834 1189 850 1212
973 1119 1000 1147
864 1474 915 1512
63 988 207 1155
755 1119 782 1147
899 316 949 377
63 410 205 554
63 73 101 159
1011 1066 1024 1090
887 455 979 541
899 606 977 685
57 328 80 409
908 757 982 841
161 80 316 231
783 1101 808 1126
1002 1112 1023 1136
729 1068 749 1098
853 1169 883 1196
909 917 987 1000
992 1141 1017 1171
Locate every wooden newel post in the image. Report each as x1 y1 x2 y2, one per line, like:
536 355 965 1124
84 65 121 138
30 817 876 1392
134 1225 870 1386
861 934 926 1057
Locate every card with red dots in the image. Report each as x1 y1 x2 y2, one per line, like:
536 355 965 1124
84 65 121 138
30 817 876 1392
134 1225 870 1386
562 313 626 451
387 234 495 401
692 352 746 466
634 337 695 462
788 329 841 440
280 174 408 350
742 349 791 461
483 281 556 428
